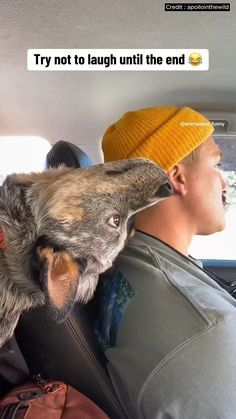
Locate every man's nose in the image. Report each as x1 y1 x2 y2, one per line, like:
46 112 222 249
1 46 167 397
221 173 228 193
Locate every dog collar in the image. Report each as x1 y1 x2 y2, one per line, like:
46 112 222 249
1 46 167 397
0 227 6 251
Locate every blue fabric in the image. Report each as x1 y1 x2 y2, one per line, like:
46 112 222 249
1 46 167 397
95 269 136 350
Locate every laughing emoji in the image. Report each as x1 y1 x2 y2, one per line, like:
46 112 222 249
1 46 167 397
188 52 202 66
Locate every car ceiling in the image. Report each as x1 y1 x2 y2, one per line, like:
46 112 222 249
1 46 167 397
0 0 235 162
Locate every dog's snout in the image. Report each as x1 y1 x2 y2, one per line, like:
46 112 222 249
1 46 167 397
158 181 174 198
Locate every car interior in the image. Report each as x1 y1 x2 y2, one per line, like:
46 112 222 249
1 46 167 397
16 141 127 419
0 1 236 418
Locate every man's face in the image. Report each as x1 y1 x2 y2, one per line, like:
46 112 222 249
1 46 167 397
183 136 227 235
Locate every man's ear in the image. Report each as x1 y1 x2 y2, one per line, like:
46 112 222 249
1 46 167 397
32 238 87 322
167 164 188 196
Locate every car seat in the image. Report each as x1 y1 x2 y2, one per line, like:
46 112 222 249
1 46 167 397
46 140 93 168
15 141 127 419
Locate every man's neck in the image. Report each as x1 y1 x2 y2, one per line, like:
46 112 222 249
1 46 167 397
134 203 194 256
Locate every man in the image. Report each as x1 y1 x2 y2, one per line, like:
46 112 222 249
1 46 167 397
95 106 236 419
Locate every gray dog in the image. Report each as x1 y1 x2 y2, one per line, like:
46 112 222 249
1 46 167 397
0 158 173 347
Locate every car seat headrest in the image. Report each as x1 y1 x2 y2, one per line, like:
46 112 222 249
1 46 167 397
46 141 93 169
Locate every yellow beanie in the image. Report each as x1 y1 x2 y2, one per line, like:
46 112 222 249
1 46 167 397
102 106 214 171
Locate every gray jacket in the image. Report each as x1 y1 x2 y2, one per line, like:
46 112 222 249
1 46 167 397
96 231 236 419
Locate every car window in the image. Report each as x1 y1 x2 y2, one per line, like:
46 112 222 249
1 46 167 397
0 137 51 185
189 136 236 260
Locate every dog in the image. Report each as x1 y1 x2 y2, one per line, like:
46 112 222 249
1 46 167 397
0 158 173 347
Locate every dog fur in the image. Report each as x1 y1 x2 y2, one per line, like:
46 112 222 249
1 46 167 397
0 158 173 347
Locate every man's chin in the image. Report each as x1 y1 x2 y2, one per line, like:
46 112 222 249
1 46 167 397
198 219 226 235
213 218 226 234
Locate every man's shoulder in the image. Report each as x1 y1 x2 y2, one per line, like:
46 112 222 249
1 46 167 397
96 232 236 418
117 231 202 280
97 232 236 353
117 230 174 268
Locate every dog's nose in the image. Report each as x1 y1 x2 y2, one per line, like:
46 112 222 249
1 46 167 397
158 181 174 198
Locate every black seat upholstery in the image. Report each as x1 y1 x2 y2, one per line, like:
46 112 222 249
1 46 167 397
15 141 126 419
46 140 93 168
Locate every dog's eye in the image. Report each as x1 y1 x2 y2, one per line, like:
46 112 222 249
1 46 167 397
108 215 120 228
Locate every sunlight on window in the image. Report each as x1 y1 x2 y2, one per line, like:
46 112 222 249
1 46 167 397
190 205 236 260
0 136 51 185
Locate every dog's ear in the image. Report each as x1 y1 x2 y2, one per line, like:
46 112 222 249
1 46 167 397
31 239 86 322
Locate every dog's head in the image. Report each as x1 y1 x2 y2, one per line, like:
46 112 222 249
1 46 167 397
2 158 173 322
